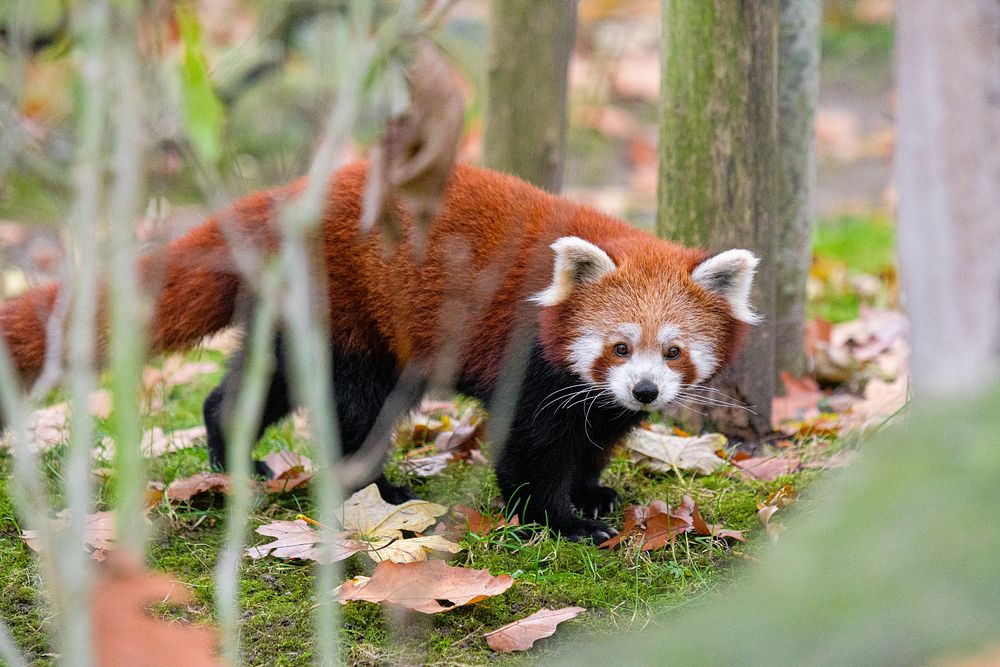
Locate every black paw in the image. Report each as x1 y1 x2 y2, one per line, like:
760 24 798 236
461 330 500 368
374 476 419 504
253 460 275 479
555 517 618 544
572 485 620 519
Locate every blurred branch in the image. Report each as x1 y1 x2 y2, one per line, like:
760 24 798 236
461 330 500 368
0 619 26 667
106 0 150 555
216 269 281 666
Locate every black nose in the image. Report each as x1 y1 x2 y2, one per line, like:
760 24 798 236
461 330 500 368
632 380 659 404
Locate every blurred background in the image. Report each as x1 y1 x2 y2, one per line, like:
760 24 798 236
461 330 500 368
0 0 895 331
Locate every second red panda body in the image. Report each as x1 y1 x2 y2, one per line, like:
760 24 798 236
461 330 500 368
1 162 758 541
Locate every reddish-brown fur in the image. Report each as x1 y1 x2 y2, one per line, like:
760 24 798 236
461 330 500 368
0 162 745 393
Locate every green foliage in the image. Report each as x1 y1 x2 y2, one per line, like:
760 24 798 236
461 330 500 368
810 212 896 323
813 213 895 276
175 4 225 166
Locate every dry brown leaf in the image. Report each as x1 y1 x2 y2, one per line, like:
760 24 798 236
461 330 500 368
451 505 520 537
732 456 800 482
361 39 465 250
600 500 692 550
337 559 513 614
93 550 220 666
3 390 115 454
166 472 231 502
602 497 743 550
260 450 313 493
246 519 366 563
485 606 586 652
772 372 825 427
625 425 726 475
757 484 800 541
22 510 118 561
248 484 459 564
688 496 746 542
339 484 458 563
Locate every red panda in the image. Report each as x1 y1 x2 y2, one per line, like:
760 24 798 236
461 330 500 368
0 162 758 542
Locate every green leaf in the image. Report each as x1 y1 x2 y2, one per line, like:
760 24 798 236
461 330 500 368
175 4 224 164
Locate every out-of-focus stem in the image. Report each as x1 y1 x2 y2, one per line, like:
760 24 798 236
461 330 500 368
216 269 281 666
106 0 149 554
59 2 113 664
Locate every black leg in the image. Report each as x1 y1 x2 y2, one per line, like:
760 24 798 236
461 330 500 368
204 342 292 476
490 341 643 542
330 348 421 502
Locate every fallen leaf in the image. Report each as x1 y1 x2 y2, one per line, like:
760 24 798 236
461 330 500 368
688 496 746 542
4 390 116 454
92 550 220 666
22 510 118 561
337 559 513 614
143 355 219 393
248 485 460 564
600 500 692 550
451 505 519 537
625 425 727 475
260 450 313 493
246 519 366 563
361 39 465 250
732 456 800 482
140 425 207 457
485 607 586 652
772 372 824 427
339 484 458 563
166 472 231 502
602 497 743 549
757 484 800 541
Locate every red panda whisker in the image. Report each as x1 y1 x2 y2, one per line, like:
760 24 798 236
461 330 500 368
532 384 598 421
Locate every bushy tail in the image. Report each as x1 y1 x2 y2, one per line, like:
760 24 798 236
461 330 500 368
0 192 283 386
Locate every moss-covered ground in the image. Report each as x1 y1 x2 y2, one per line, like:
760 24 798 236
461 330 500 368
0 348 833 665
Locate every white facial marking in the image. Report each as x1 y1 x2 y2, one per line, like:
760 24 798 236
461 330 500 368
567 332 604 381
688 340 719 382
615 323 641 345
657 324 681 345
607 350 681 412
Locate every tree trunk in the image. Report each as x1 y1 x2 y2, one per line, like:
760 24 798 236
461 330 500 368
658 1 779 439
896 1 1000 397
774 0 820 380
483 0 576 193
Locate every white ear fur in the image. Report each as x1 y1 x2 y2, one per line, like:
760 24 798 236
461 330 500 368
530 236 616 307
692 249 762 324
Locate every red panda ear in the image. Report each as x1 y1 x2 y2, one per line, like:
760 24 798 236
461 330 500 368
531 236 616 306
692 249 762 324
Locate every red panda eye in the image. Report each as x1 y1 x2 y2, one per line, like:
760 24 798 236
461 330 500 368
664 346 682 360
613 343 630 357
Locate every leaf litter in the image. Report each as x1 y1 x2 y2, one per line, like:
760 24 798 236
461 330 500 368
248 483 460 564
484 606 586 652
337 559 513 614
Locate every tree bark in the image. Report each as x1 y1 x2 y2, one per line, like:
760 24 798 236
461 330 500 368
483 0 576 193
658 1 779 438
774 0 820 380
896 1 1000 397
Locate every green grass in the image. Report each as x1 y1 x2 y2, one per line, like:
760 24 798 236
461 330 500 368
810 212 896 322
0 351 834 665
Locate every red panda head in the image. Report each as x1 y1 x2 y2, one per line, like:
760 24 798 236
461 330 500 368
532 236 760 412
